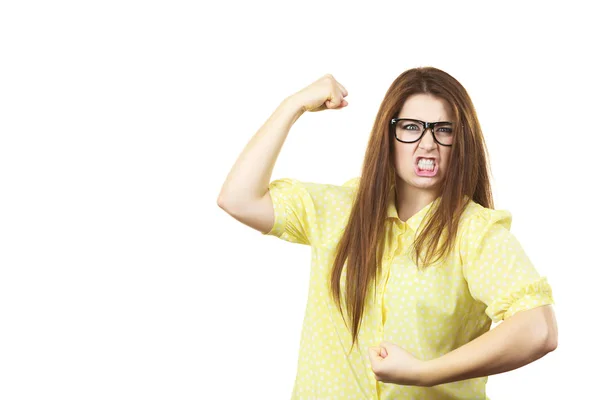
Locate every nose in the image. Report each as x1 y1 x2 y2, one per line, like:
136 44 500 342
418 127 437 149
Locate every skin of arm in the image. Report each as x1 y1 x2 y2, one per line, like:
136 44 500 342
217 95 305 209
419 304 558 387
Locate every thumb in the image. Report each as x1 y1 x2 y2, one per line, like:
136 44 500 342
327 94 342 108
380 346 388 358
379 341 390 357
326 99 339 109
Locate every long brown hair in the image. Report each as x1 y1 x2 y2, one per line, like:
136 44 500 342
329 66 495 353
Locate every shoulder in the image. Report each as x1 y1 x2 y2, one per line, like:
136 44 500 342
461 199 512 229
342 176 361 188
456 200 519 265
459 199 513 238
268 176 360 206
302 175 361 199
265 177 360 245
456 200 515 264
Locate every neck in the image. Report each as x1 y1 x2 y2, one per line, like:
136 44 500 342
394 177 439 222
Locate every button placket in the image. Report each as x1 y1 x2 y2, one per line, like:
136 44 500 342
376 221 406 341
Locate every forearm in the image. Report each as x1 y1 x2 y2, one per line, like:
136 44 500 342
217 95 305 208
422 305 557 387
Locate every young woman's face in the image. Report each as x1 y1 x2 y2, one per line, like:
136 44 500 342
392 93 453 194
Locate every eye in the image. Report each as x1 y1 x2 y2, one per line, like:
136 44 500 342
404 124 419 130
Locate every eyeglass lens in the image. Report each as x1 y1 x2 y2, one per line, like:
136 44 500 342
394 119 454 145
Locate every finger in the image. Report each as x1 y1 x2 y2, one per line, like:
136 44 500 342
368 346 376 355
333 101 346 110
380 347 388 357
368 347 383 361
327 95 341 108
337 82 348 97
334 89 346 108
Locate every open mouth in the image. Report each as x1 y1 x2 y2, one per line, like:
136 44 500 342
414 157 438 177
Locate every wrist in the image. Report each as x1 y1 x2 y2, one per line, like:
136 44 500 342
418 359 438 387
282 94 307 115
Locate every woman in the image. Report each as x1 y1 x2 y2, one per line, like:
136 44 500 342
217 67 558 399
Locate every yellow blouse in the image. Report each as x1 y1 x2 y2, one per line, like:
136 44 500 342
262 176 554 400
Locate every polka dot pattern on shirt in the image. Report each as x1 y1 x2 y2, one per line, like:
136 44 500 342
263 177 554 399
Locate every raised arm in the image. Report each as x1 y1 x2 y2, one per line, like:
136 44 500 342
217 96 305 234
216 74 349 234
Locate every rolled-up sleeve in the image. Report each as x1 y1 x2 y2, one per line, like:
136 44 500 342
461 207 555 323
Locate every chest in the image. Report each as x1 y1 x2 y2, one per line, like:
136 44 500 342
382 250 470 321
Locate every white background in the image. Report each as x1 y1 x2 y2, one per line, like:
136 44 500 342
1 1 598 399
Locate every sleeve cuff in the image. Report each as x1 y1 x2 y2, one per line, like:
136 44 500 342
485 277 555 323
262 180 288 238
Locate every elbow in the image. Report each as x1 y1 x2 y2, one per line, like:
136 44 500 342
529 305 558 354
217 191 234 211
542 305 559 353
543 327 558 353
518 305 558 357
217 193 245 215
526 323 557 362
217 194 227 209
535 321 558 357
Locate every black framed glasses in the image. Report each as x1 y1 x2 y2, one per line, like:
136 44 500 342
390 118 454 146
